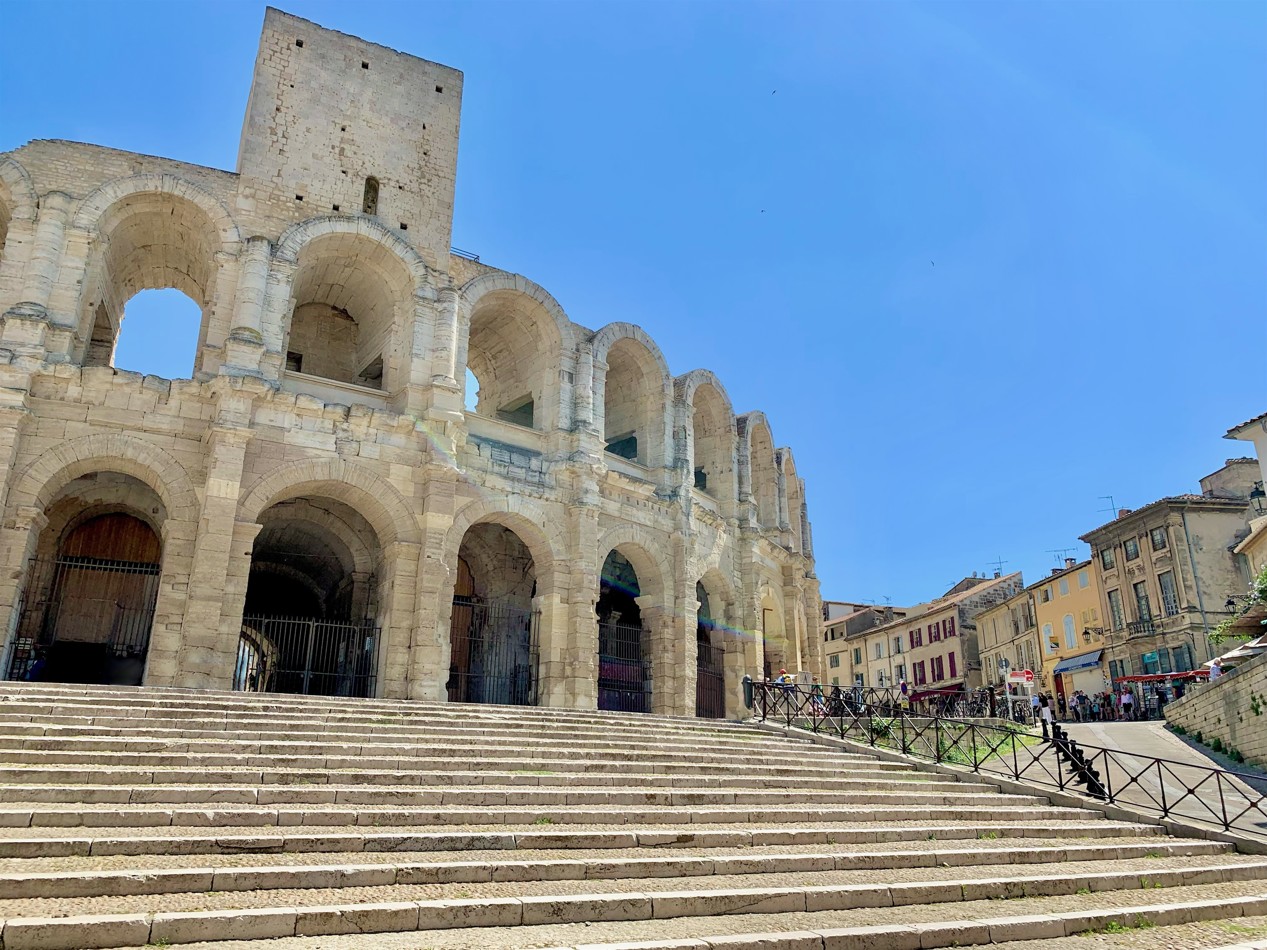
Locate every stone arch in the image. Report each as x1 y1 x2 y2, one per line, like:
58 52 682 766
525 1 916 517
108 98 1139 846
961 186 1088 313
0 157 37 263
596 522 671 604
678 369 738 508
282 226 420 391
72 174 241 374
592 323 671 468
238 457 420 547
757 577 789 678
7 433 198 525
740 412 779 531
780 448 805 554
458 272 575 431
274 214 431 281
442 497 563 597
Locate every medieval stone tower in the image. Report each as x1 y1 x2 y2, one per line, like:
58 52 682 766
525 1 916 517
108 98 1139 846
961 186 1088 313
0 8 822 716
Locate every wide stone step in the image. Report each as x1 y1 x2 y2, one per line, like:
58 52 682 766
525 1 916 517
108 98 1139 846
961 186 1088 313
0 838 1228 900
1 861 1262 949
0 793 1059 829
0 819 1162 858
0 781 1003 807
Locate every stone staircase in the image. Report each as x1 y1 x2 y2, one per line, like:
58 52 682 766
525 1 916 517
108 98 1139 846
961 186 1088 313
0 683 1262 950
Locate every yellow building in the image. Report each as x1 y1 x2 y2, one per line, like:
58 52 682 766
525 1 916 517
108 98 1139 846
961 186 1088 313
977 588 1041 689
1031 558 1107 705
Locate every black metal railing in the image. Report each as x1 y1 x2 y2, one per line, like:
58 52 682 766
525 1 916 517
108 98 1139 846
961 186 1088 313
598 619 650 713
448 597 539 706
754 682 1267 838
801 683 1034 725
236 615 379 698
6 556 160 683
695 639 725 719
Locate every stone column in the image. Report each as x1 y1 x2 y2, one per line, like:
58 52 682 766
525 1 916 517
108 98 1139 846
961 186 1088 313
224 236 270 375
572 340 596 433
564 493 602 709
13 192 73 318
432 287 460 386
172 422 252 688
0 507 47 676
638 595 688 717
256 260 295 381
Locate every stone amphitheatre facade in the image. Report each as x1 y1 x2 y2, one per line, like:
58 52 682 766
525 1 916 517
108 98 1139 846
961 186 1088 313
0 9 822 717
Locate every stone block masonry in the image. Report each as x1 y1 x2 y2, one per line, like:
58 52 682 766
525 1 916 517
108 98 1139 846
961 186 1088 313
1166 651 1267 768
0 8 822 713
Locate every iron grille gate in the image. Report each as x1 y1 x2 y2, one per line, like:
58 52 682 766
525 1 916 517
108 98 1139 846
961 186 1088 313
235 615 379 698
5 556 160 683
598 619 650 713
448 596 539 706
695 639 725 719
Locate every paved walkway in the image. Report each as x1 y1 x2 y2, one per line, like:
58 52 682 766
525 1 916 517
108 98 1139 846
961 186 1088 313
1061 721 1267 840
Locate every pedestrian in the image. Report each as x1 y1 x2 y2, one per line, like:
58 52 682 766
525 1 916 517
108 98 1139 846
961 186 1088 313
1209 658 1224 681
1057 694 1067 721
1038 692 1052 739
1120 687 1135 722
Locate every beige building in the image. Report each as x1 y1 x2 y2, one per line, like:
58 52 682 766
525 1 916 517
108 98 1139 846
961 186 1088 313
1079 459 1256 681
976 586 1041 690
823 604 909 689
0 11 822 717
1032 559 1107 702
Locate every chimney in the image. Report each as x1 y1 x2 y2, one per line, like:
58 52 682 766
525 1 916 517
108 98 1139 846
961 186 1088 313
1117 508 1132 519
1065 557 1077 569
993 570 1001 578
1051 567 1061 575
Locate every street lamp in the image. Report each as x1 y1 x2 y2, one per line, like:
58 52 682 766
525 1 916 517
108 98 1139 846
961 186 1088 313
1251 481 1266 517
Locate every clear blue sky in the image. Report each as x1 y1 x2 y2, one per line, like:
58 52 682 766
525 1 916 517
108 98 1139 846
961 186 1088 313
2 1 1264 606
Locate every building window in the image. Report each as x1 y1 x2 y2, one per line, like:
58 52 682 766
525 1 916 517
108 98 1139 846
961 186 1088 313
1158 571 1180 616
948 651 957 679
877 670 887 687
1101 548 1116 571
874 642 884 660
1062 614 1076 650
1124 538 1140 561
829 654 841 669
1040 586 1051 603
910 628 923 648
854 673 865 687
362 176 380 215
913 661 926 685
929 621 941 642
1172 644 1192 672
1059 577 1069 596
892 635 903 655
1139 651 1157 674
852 647 862 666
1150 527 1168 552
1132 580 1151 622
1042 622 1055 653
945 616 956 637
1078 570 1089 589
1108 589 1125 631
895 663 906 683
832 677 839 686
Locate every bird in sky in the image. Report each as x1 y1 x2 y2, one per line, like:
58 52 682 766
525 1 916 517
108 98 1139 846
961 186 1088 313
771 90 777 95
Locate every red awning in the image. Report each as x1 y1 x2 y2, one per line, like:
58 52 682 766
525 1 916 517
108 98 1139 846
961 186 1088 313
1113 671 1208 683
908 686 965 702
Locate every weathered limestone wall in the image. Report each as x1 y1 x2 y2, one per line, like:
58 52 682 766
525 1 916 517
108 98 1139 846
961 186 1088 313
1165 652 1267 767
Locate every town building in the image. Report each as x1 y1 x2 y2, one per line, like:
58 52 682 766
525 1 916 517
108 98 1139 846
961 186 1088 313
1031 558 1107 703
823 603 909 689
976 585 1041 690
0 10 822 716
1079 459 1257 680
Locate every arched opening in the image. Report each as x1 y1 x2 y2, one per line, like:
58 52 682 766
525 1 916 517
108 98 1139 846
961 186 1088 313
783 453 805 555
6 474 164 686
690 382 735 505
237 496 382 696
362 177 380 215
602 337 664 465
79 192 220 378
597 549 650 712
286 232 411 392
465 290 562 430
760 589 788 681
447 522 539 706
111 288 203 378
464 368 481 412
749 422 779 531
695 580 726 718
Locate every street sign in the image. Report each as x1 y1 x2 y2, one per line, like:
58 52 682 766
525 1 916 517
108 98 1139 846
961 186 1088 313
1007 669 1035 686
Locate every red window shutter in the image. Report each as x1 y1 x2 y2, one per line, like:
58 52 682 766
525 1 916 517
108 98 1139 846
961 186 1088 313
946 616 956 637
949 651 957 678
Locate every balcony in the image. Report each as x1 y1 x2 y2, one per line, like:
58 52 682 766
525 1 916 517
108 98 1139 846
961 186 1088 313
1127 618 1156 637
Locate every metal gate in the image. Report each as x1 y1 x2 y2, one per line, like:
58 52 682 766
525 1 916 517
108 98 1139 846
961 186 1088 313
695 638 725 719
5 556 160 683
448 596 539 706
598 619 650 713
235 615 379 697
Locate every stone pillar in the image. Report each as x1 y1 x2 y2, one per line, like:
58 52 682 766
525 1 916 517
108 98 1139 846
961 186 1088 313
224 236 270 375
0 507 48 676
639 595 688 717
564 491 602 709
171 423 252 688
432 287 460 386
573 340 596 433
256 259 295 381
591 358 609 446
377 540 423 699
12 192 73 318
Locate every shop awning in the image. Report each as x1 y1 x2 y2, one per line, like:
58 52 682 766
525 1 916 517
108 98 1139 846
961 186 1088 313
1051 650 1103 675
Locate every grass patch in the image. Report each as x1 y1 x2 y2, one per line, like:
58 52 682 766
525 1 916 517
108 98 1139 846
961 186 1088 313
532 816 554 825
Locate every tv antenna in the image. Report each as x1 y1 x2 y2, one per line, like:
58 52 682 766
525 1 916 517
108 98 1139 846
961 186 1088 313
1098 495 1118 516
1047 547 1076 566
988 556 1008 576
